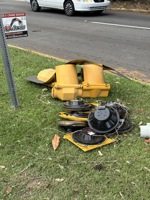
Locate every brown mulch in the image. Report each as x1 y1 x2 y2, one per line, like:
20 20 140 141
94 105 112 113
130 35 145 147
116 67 150 84
110 2 150 13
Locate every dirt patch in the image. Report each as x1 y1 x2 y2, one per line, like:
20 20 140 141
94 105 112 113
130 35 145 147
110 1 150 13
26 178 45 190
116 67 150 84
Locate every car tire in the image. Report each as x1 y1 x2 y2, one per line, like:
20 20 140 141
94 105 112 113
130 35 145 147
64 1 75 16
31 0 41 12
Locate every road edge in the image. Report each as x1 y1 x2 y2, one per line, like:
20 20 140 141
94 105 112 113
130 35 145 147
8 44 150 86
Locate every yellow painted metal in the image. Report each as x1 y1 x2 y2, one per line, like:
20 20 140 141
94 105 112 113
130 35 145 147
52 86 82 101
37 68 56 83
59 112 87 122
82 64 104 84
51 60 110 100
81 64 110 97
55 64 78 84
52 64 82 100
82 84 110 98
63 133 115 152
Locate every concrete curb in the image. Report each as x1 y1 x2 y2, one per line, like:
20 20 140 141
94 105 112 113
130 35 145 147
8 44 67 63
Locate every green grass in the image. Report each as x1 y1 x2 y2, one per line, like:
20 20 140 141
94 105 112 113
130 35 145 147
0 47 150 200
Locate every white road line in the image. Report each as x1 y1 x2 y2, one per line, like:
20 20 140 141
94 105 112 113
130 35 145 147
91 21 150 30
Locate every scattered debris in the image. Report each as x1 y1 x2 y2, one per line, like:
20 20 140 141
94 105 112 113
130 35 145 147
37 68 55 83
0 165 5 169
27 178 42 189
25 68 56 86
59 111 88 122
60 100 133 151
88 101 133 135
55 178 64 182
144 138 150 144
63 132 115 152
140 123 150 138
72 128 106 145
93 163 105 171
58 164 64 170
119 192 124 199
6 187 12 195
52 134 60 151
58 120 87 132
143 167 150 172
98 151 103 156
25 59 135 152
88 105 120 134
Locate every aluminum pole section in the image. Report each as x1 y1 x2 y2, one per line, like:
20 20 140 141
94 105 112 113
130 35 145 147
0 13 19 109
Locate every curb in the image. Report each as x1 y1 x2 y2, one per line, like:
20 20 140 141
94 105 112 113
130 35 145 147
8 44 67 63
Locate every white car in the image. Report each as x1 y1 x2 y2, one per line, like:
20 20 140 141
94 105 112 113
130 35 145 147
26 0 110 16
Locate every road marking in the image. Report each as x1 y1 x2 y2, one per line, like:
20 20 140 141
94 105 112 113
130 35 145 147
91 21 150 30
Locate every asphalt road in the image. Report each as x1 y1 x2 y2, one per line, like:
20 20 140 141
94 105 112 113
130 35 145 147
1 0 150 81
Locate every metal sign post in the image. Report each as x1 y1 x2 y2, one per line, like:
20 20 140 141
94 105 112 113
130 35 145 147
0 13 19 109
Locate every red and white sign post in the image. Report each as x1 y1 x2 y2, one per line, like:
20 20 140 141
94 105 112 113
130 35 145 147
0 12 28 109
2 12 28 39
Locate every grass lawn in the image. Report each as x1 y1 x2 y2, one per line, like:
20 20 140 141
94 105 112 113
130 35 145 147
0 47 150 200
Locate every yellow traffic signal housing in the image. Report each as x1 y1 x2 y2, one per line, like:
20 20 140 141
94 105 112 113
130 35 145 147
82 63 110 98
52 60 110 100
